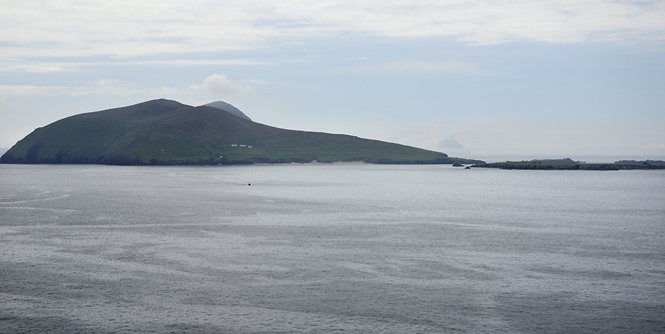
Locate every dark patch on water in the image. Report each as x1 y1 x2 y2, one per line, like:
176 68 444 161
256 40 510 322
0 314 108 334
495 293 665 334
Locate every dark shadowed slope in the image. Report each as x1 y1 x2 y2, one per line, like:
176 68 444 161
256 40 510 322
0 99 483 165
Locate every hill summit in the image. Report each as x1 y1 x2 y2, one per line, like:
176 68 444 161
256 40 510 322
0 99 482 165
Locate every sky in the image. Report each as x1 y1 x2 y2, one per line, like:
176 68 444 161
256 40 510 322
1 0 665 162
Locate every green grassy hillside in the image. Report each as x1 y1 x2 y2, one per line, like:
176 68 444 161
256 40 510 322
0 99 483 165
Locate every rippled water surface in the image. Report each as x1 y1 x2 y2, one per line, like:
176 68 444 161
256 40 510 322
1 164 664 333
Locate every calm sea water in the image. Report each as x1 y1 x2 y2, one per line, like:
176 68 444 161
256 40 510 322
1 164 664 333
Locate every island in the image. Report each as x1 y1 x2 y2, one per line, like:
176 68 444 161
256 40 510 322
471 158 665 170
0 99 483 166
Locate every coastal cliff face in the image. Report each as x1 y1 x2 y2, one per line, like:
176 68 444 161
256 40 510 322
0 99 482 166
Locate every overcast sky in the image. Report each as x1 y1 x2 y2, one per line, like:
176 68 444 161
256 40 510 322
1 0 664 161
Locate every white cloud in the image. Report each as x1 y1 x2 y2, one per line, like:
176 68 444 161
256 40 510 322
0 80 161 97
322 59 496 77
0 98 11 109
1 0 663 61
0 59 271 73
0 75 261 98
189 74 254 96
0 85 63 97
0 64 69 73
242 79 268 85
381 60 496 76
130 59 272 66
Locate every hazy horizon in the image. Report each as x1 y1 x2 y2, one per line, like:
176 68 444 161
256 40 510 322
1 1 664 159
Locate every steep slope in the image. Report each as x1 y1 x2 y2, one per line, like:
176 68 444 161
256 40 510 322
0 99 483 165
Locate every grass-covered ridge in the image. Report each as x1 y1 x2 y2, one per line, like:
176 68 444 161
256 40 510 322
1 99 483 165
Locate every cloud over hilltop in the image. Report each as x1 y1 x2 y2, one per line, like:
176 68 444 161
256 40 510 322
189 74 254 96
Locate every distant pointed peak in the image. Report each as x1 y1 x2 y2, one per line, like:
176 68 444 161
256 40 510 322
203 101 252 121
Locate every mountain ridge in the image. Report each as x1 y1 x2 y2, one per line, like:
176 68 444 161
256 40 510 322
0 99 483 165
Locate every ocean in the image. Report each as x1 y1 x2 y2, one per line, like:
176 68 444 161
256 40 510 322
1 164 664 333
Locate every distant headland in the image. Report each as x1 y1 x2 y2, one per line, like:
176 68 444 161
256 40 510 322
0 99 483 166
471 158 665 170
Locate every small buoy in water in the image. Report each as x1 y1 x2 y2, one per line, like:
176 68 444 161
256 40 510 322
248 182 251 186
